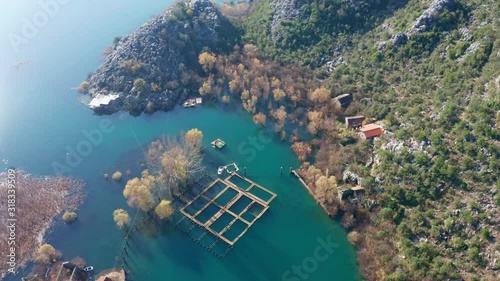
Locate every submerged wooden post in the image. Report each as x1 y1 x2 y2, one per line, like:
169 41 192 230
54 263 64 281
69 267 77 281
179 173 277 249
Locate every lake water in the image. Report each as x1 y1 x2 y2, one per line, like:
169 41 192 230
0 1 361 280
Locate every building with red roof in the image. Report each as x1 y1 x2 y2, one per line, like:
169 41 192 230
358 124 384 140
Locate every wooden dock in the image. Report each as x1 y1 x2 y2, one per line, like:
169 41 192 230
179 173 276 246
291 170 334 216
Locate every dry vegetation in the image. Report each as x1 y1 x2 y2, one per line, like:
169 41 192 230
0 170 84 277
114 129 204 228
204 0 500 278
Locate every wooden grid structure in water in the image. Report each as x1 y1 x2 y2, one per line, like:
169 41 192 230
180 173 277 246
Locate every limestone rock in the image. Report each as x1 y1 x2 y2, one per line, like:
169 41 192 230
80 0 226 115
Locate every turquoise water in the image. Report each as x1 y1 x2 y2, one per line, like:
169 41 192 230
0 1 361 280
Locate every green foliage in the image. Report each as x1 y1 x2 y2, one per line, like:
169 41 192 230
197 0 499 279
480 228 491 240
113 36 122 45
243 0 399 65
380 207 394 221
242 0 274 54
447 41 470 59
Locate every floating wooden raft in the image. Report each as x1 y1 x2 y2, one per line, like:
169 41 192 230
211 138 226 149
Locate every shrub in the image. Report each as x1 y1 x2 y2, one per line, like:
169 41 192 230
113 209 131 229
62 211 77 224
155 200 174 220
76 81 89 93
34 244 61 265
347 231 363 246
480 228 491 240
112 171 122 181
380 207 394 221
113 36 122 45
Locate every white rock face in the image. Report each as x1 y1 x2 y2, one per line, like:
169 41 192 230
88 93 120 109
390 0 458 46
458 42 481 61
270 0 305 43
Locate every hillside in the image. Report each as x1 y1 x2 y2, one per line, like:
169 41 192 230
77 0 499 279
78 0 239 115
315 0 499 279
218 0 500 279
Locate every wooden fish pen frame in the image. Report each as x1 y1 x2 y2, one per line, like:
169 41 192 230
180 172 277 246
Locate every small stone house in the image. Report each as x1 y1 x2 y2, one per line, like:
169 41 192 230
345 115 365 128
338 186 366 201
358 124 384 140
351 185 365 195
334 93 352 107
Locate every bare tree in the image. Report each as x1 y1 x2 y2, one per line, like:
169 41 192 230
123 171 156 212
146 130 205 198
155 200 174 220
185 128 203 149
113 209 131 229
253 112 267 126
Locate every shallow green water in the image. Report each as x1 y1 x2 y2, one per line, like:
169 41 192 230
4 103 362 281
0 1 361 280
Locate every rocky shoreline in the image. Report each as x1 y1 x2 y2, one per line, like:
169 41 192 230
78 0 231 116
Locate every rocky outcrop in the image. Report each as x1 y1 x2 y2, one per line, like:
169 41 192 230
391 0 458 46
458 42 481 61
80 0 227 115
270 0 305 43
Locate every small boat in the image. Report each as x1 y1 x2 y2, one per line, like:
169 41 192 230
83 266 94 272
183 99 196 108
217 166 224 175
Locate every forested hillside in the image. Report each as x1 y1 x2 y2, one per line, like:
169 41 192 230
214 0 499 279
81 0 499 279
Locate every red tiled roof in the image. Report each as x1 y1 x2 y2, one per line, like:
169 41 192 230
359 124 383 138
